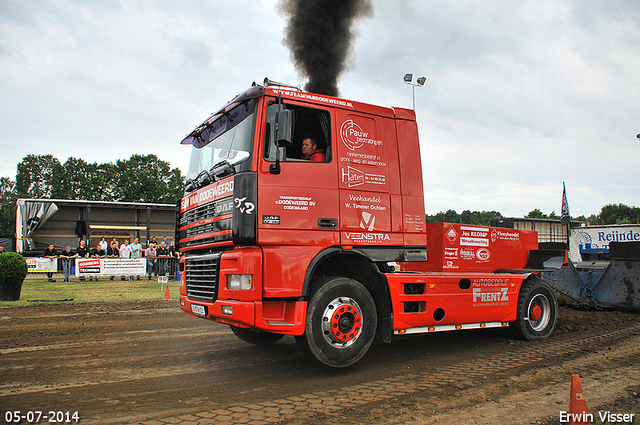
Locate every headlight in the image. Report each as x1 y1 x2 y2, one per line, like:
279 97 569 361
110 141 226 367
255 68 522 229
227 274 252 290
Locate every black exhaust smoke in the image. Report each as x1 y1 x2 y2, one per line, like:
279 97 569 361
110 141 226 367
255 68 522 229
278 0 373 97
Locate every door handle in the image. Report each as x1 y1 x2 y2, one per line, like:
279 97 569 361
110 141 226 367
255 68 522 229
317 218 338 229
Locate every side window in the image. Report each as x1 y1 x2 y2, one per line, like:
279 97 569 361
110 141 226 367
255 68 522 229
264 102 331 163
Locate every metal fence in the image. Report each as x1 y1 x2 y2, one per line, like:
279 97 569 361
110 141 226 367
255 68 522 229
25 257 181 281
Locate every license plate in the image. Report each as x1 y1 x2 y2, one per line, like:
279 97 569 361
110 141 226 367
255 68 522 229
191 304 206 317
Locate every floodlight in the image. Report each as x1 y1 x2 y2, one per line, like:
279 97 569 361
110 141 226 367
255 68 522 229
403 73 427 110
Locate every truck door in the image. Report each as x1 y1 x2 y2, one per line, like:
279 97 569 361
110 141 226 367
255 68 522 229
258 100 340 248
335 111 402 246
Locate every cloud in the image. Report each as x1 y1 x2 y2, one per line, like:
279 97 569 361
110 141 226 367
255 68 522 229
0 0 638 218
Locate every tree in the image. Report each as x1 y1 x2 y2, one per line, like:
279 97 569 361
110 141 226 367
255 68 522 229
112 154 184 203
574 214 599 225
427 209 503 226
460 210 503 226
15 154 63 198
598 203 640 225
0 177 17 236
57 157 118 201
13 154 184 204
526 208 547 219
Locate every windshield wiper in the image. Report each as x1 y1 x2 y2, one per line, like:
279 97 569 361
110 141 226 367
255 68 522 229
210 160 236 180
184 161 236 193
185 178 197 193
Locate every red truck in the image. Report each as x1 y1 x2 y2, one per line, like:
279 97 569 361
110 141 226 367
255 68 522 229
176 79 562 367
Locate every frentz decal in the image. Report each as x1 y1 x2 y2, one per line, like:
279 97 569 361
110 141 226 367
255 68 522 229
471 277 510 306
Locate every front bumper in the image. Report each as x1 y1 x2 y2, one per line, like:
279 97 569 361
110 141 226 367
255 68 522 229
179 296 307 335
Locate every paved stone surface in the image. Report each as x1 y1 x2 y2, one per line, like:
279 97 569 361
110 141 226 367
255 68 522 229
135 323 640 424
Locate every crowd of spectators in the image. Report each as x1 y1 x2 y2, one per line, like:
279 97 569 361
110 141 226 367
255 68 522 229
40 236 180 282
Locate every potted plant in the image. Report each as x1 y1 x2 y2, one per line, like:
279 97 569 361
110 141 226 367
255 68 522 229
0 252 29 301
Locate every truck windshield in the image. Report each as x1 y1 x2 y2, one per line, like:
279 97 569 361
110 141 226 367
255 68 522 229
186 99 257 181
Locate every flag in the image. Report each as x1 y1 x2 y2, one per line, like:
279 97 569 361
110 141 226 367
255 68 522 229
560 182 570 226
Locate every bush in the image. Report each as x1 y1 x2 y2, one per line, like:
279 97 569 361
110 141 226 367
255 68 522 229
0 252 28 285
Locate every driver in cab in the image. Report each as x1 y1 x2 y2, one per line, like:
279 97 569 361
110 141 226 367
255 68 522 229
301 136 326 162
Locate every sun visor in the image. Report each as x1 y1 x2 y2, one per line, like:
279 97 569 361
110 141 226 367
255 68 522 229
180 86 265 146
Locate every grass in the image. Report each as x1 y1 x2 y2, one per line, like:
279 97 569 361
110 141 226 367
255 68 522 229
0 277 182 307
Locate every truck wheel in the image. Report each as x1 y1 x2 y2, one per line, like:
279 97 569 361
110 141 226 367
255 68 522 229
296 277 377 368
230 325 284 345
509 277 557 341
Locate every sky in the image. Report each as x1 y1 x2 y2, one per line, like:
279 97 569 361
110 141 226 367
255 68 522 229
1 0 639 218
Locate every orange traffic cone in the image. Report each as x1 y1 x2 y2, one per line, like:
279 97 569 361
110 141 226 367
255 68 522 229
163 284 171 301
568 374 590 425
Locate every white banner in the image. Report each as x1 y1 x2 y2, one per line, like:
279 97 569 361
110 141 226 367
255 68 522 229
75 258 146 277
569 225 640 262
26 257 57 273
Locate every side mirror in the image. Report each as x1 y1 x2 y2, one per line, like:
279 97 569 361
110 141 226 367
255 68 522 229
275 110 293 147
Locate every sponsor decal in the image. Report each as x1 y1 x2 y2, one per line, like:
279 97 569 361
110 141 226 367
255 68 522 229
460 226 489 247
341 166 386 187
262 215 280 225
460 237 489 247
274 195 316 211
271 89 354 108
461 226 489 235
404 213 426 232
360 211 376 231
476 248 491 261
460 248 475 260
446 226 458 245
472 278 509 286
343 193 387 212
473 287 509 303
444 260 459 270
491 229 521 242
234 197 255 214
181 180 234 212
343 166 364 187
344 232 391 242
471 278 510 305
341 152 387 167
340 119 383 151
444 247 458 258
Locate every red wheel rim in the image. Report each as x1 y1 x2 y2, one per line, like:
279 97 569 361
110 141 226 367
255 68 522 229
530 303 543 322
322 297 364 347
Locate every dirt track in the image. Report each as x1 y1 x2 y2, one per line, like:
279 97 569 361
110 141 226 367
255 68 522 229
1 301 639 425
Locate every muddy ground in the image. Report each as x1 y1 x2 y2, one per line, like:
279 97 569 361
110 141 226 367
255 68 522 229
1 300 639 424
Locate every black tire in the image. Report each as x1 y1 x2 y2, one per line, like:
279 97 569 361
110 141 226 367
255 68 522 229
295 277 377 368
509 277 557 341
230 325 284 345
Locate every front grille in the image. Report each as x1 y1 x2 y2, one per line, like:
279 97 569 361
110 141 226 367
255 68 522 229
185 252 221 301
178 197 234 249
181 197 233 226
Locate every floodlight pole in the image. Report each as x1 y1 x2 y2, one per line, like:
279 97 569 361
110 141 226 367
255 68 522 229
403 73 426 110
